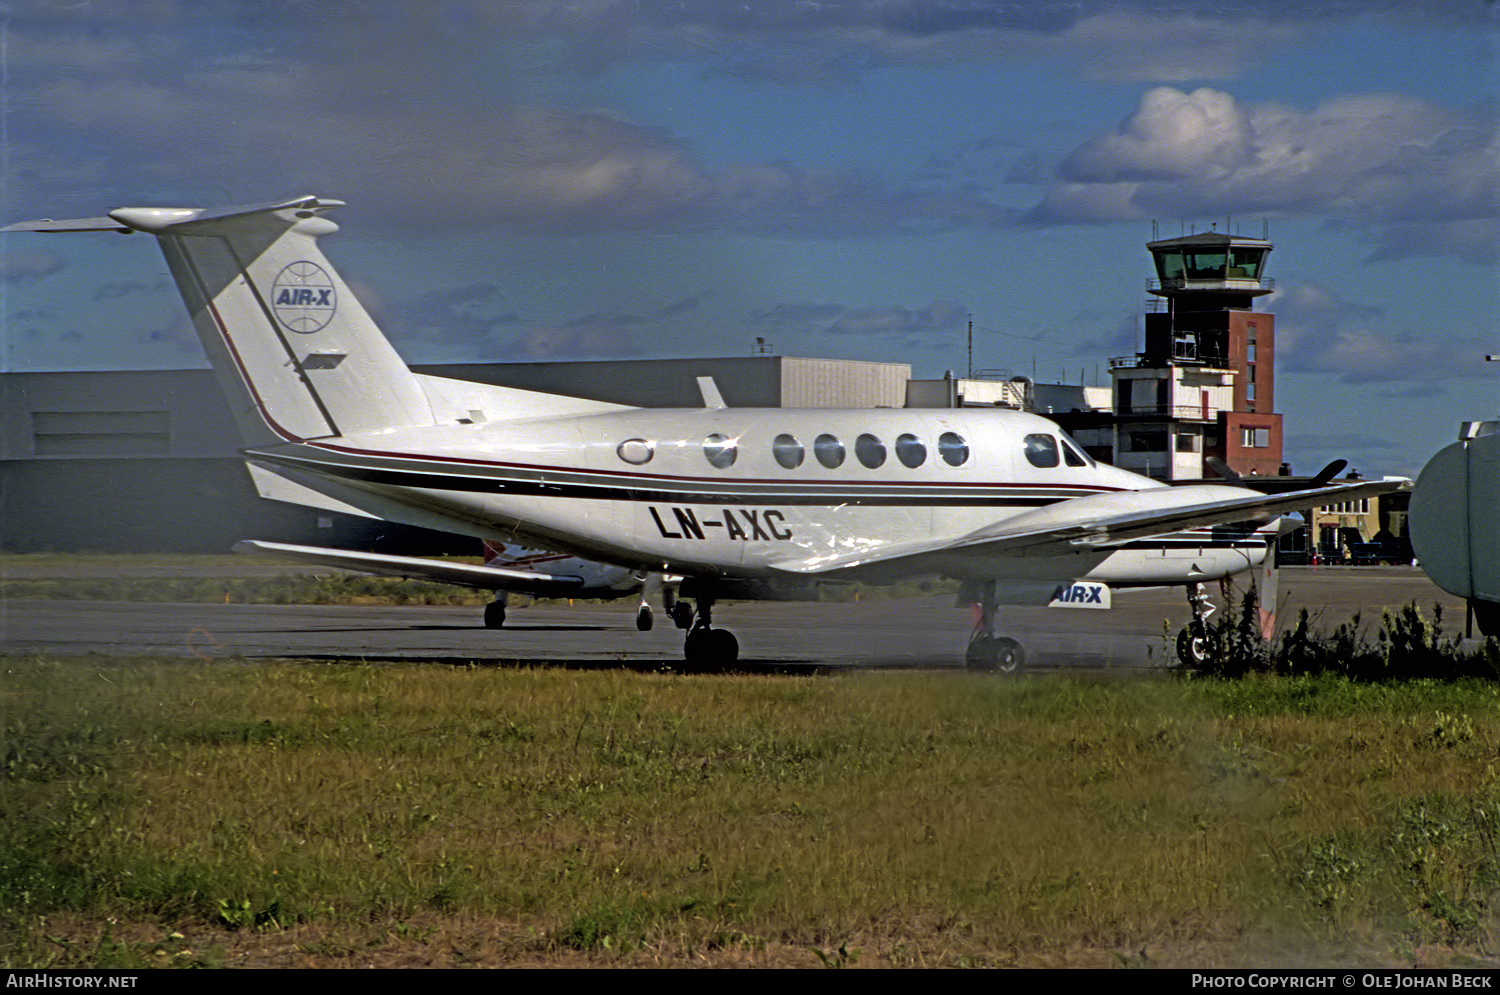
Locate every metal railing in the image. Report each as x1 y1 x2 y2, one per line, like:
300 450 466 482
1148 277 1274 293
1113 404 1220 421
1109 353 1232 370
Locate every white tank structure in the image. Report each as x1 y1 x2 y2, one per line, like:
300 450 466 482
1409 421 1500 636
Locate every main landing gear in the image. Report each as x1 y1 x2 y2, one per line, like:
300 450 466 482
964 580 1025 674
681 596 739 671
1175 582 1214 668
484 593 509 629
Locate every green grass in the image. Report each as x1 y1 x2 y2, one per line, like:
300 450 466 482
5 657 1500 967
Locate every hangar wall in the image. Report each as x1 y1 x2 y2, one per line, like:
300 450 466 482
1 357 911 552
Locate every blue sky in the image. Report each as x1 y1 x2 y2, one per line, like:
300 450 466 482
1 0 1495 479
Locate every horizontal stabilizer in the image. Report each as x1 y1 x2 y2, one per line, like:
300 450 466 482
1 216 133 233
232 540 585 594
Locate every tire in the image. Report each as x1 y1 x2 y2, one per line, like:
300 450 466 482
483 602 507 629
1177 626 1209 667
993 636 1024 674
684 627 738 671
967 635 1024 674
635 605 653 631
965 634 997 671
708 628 739 665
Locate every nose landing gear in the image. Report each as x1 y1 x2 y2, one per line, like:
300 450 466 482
1176 582 1215 668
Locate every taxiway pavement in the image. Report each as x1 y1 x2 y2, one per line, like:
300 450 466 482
0 564 1469 671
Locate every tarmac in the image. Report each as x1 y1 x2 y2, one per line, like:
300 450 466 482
0 560 1471 672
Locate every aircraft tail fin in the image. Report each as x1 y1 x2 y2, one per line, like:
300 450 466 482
6 197 434 446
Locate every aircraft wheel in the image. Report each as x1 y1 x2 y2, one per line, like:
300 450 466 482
483 602 507 629
966 635 1024 674
1176 626 1210 668
670 602 694 629
683 627 738 671
636 605 654 631
709 628 739 665
965 634 997 671
993 636 1024 674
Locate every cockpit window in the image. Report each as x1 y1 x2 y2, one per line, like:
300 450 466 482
938 432 969 466
772 433 804 469
1023 433 1060 468
703 433 737 469
1061 436 1090 467
895 433 926 468
814 433 845 468
855 433 886 469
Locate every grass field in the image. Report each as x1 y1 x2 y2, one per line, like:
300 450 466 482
4 655 1500 968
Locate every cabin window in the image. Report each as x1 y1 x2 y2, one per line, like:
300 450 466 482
703 433 737 468
814 433 845 468
617 439 654 465
1023 433 1060 468
772 433 804 469
895 433 926 468
938 431 969 466
855 433 886 469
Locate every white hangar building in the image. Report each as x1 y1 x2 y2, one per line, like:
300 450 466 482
1 357 911 552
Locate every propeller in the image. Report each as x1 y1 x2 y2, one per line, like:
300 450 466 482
1309 459 1349 488
1205 456 1241 483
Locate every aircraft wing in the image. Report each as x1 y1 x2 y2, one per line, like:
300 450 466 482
777 477 1408 574
232 540 586 595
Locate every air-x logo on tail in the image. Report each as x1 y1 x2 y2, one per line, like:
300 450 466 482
271 261 337 333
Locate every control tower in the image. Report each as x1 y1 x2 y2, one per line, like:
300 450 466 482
1108 228 1284 479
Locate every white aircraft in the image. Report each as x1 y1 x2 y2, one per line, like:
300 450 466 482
232 538 683 631
6 196 1401 670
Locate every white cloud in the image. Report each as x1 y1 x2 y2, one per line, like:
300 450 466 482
1272 282 1493 385
1034 87 1497 262
1060 88 1254 182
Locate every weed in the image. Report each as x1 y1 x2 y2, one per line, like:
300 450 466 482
1179 597 1500 682
811 941 860 968
554 901 649 952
